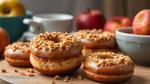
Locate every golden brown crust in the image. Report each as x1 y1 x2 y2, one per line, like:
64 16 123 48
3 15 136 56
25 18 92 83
84 69 133 83
83 50 134 82
74 29 115 49
35 64 81 76
30 54 82 76
4 42 31 67
84 62 134 75
5 56 31 67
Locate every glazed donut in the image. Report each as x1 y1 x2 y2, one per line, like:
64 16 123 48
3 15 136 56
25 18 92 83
30 32 83 76
74 29 115 49
4 42 31 67
83 51 134 83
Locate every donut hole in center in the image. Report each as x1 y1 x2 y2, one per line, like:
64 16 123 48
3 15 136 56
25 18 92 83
98 54 113 59
2 7 11 14
51 38 61 43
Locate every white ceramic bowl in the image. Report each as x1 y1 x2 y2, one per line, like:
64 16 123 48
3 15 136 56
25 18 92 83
116 27 150 65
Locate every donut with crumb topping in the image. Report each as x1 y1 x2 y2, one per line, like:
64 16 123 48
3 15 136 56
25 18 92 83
74 29 115 49
4 42 31 67
83 51 134 83
30 32 82 75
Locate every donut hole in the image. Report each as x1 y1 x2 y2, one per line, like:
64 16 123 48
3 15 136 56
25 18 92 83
2 7 11 14
51 38 61 43
92 52 113 60
99 54 113 59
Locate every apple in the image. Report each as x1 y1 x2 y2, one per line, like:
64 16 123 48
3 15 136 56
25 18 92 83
104 16 132 33
132 10 150 35
0 28 9 55
76 9 106 30
0 0 26 17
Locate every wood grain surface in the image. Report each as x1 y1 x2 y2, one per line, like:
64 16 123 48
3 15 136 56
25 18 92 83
0 60 149 84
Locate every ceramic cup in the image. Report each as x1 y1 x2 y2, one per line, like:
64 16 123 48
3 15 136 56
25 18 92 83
0 11 32 42
23 13 74 33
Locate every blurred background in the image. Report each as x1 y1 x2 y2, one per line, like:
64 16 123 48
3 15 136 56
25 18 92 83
21 0 150 19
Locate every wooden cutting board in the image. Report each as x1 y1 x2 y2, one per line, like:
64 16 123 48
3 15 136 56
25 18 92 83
0 60 150 84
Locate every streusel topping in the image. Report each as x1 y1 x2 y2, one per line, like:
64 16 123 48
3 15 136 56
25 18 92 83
74 29 114 41
87 51 133 66
31 32 81 51
5 42 30 52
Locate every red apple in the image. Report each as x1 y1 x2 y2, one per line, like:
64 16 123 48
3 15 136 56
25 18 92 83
76 9 106 30
132 10 150 35
0 28 9 55
104 16 132 33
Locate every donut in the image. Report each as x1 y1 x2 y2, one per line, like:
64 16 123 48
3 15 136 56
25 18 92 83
30 32 83 76
74 29 115 49
83 50 134 83
4 42 31 67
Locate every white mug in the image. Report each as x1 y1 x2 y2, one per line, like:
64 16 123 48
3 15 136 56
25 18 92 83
23 13 74 33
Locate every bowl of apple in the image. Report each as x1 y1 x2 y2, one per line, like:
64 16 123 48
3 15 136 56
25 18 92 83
0 0 32 42
116 10 150 65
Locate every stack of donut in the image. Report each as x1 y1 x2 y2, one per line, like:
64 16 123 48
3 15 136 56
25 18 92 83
30 32 83 75
74 29 134 83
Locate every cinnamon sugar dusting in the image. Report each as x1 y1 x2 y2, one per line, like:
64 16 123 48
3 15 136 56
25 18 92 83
87 51 133 66
31 32 81 51
74 29 114 41
5 42 30 52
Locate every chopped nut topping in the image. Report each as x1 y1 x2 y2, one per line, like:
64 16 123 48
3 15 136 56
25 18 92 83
19 72 25 76
82 48 119 57
64 76 70 82
54 75 61 80
27 73 35 77
1 69 6 73
5 42 30 53
27 68 35 73
86 51 133 66
31 32 81 51
14 69 18 73
19 72 35 77
74 29 115 41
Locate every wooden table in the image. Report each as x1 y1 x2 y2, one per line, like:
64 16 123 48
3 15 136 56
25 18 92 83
0 60 150 84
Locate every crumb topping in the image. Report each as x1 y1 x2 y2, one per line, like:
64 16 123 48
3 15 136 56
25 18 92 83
74 29 114 41
64 76 70 82
1 69 6 73
77 74 83 80
5 42 30 52
87 51 133 66
31 32 81 51
54 75 61 80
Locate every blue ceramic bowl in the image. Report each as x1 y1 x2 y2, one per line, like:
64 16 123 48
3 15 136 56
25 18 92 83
116 27 150 65
0 11 32 42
